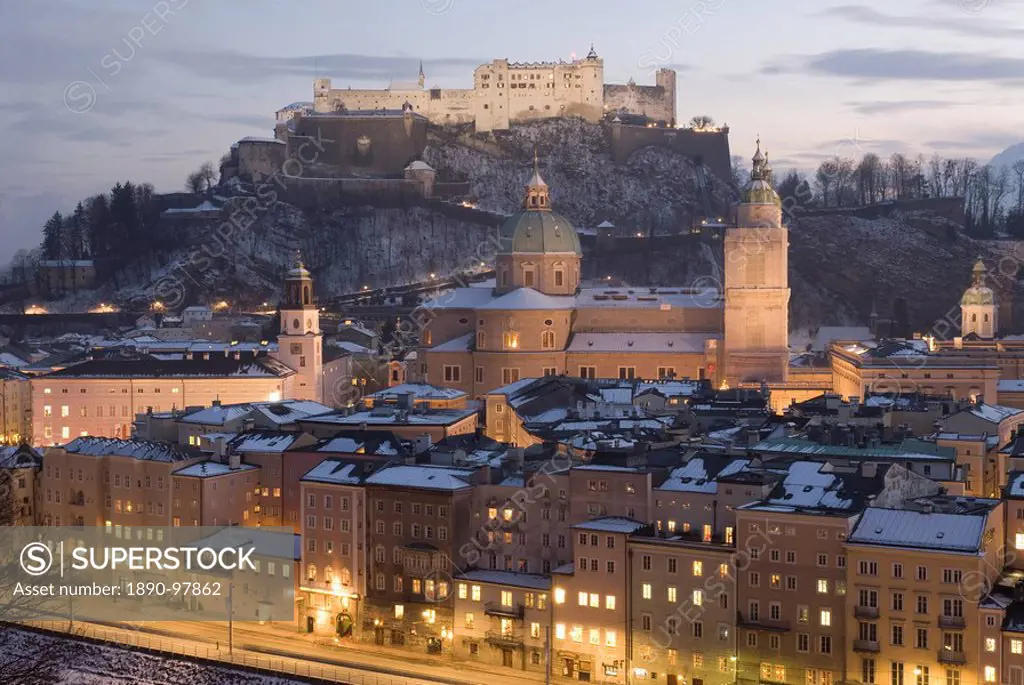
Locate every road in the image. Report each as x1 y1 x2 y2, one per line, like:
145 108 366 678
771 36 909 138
36 615 550 685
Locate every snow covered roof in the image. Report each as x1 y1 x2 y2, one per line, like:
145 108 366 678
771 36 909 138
568 332 713 353
0 445 41 469
301 460 363 486
426 287 500 310
307 433 404 456
162 201 220 215
173 460 258 478
1007 472 1024 498
366 384 466 402
658 457 751 494
305 406 477 427
753 437 954 461
62 437 193 463
961 403 1024 425
811 326 874 352
476 287 574 311
406 160 434 171
455 569 552 590
635 380 704 397
488 377 542 397
44 357 293 380
998 380 1024 393
572 517 646 534
740 460 883 515
428 333 474 353
228 431 302 453
848 506 989 553
237 136 285 144
179 404 255 426
576 287 722 310
365 464 475 491
331 341 373 354
0 351 29 368
251 400 334 425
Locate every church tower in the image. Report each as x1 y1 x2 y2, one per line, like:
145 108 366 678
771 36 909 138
961 257 997 339
274 253 323 402
723 139 790 385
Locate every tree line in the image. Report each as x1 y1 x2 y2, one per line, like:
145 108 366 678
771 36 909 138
781 152 1024 238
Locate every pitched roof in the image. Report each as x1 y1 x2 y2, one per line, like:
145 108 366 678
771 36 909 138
476 288 575 311
173 460 259 478
848 506 990 553
62 437 193 463
572 516 646 534
365 464 475 491
42 356 294 379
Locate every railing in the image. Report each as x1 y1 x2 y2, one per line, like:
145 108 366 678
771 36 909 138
484 602 524 619
484 629 524 647
853 640 879 652
24 620 433 685
737 612 790 631
939 649 967 664
854 606 879 619
939 615 966 629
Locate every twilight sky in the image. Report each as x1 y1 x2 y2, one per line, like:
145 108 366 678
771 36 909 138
1 0 1022 257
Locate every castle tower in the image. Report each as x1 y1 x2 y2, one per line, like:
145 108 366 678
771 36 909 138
723 138 790 385
655 68 677 126
961 257 998 339
494 153 581 296
313 78 332 113
274 252 323 402
578 45 604 120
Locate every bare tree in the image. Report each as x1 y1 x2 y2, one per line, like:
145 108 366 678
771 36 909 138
198 161 216 191
814 159 839 207
1012 159 1024 213
856 153 883 205
689 115 715 130
185 170 205 195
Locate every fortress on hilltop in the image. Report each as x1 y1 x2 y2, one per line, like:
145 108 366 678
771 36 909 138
304 47 677 132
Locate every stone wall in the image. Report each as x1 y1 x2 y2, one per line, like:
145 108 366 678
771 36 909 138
237 139 288 182
289 113 428 177
608 123 732 182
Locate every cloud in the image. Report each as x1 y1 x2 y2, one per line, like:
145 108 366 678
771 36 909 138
764 49 1024 83
846 100 963 115
821 5 1024 39
159 50 484 86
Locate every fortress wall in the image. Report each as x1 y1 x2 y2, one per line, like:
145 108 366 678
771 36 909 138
290 115 427 176
237 140 288 182
609 124 732 182
275 177 427 207
603 84 674 123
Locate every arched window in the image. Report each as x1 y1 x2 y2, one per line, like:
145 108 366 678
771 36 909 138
984 313 989 322
503 331 519 350
307 564 317 582
541 330 556 349
477 331 486 349
972 313 977 322
303 285 311 305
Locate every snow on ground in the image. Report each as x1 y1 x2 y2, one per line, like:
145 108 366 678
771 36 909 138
0 628 304 685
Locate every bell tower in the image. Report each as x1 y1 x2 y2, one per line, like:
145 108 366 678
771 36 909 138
274 252 323 402
961 257 998 339
723 139 790 385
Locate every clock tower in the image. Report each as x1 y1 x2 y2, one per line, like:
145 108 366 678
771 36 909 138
274 253 323 402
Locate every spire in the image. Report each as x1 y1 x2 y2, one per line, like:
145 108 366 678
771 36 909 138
523 150 551 211
972 256 988 286
587 43 598 60
418 60 425 88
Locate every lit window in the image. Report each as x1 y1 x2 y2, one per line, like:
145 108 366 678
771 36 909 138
606 595 616 610
693 560 703 577
693 589 704 606
589 628 600 645
1016 533 1024 551
606 630 617 647
503 508 513 521
642 583 652 600
589 593 599 608
570 625 583 643
1013 639 1023 655
555 623 566 640
394 604 404 619
471 585 481 601
554 588 566 604
985 667 996 683
501 590 513 607
668 586 677 602
488 507 497 520
986 638 997 652
458 583 467 599
817 579 829 594
820 609 831 626
578 591 588 607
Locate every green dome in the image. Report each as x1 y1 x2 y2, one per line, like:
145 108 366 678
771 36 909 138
961 286 995 306
500 210 582 255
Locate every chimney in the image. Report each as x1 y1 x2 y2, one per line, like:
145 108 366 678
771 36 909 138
212 399 222 407
228 452 241 470
396 392 414 410
214 437 228 460
413 433 432 455
242 418 255 433
861 462 878 479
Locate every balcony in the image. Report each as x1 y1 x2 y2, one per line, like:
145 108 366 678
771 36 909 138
939 649 966 664
737 611 790 632
854 606 879 619
485 629 524 648
938 615 966 629
484 602 524 619
853 640 880 652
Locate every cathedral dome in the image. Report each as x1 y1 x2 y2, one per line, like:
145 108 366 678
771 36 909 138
500 155 581 255
501 210 581 255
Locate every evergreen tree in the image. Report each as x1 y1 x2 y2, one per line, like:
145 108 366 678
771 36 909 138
41 212 63 259
66 203 88 259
